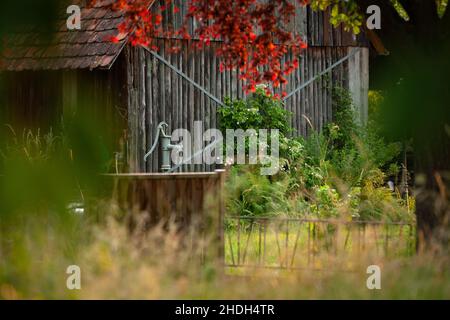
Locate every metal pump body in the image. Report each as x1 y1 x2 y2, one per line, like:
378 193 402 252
144 122 182 172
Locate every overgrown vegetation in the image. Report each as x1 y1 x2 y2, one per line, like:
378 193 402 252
0 203 448 299
0 104 446 300
220 87 413 222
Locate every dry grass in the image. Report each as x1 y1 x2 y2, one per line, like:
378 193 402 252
2 208 448 300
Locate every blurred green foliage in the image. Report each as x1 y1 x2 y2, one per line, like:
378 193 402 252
310 0 447 34
0 109 114 220
0 0 60 43
0 109 115 298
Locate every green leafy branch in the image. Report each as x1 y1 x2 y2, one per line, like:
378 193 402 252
309 0 448 35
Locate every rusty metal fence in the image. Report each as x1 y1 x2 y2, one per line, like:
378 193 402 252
224 216 416 271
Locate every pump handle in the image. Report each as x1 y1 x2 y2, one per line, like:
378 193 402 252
144 121 169 162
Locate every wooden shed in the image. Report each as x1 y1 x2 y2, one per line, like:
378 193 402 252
0 0 370 174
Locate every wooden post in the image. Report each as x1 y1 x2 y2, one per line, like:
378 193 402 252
62 71 78 119
347 47 369 125
216 169 226 262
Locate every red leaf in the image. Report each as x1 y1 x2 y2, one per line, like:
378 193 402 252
98 0 307 92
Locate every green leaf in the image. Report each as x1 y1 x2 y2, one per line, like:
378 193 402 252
390 0 410 21
436 0 448 18
331 4 339 17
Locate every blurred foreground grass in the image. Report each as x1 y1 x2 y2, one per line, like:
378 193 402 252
0 125 448 300
0 210 449 300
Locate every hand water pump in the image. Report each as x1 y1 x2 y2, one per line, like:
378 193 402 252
144 122 182 172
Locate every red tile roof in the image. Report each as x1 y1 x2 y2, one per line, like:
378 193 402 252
0 0 130 71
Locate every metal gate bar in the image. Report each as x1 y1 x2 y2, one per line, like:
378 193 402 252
224 216 415 271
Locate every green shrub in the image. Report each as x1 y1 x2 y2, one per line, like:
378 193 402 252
221 86 411 222
224 166 291 217
324 87 401 186
217 87 292 136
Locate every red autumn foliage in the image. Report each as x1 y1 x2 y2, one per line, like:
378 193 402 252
90 0 309 93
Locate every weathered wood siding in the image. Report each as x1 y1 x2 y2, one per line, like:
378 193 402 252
126 43 357 172
153 0 367 47
104 170 226 258
0 56 128 156
105 171 225 238
0 71 63 130
126 0 370 173
348 47 369 124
